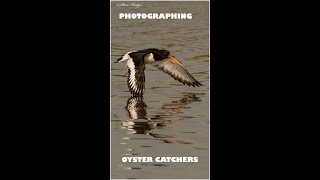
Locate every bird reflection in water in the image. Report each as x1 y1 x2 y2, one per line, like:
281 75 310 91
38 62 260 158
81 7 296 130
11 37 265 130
121 93 201 138
122 96 156 135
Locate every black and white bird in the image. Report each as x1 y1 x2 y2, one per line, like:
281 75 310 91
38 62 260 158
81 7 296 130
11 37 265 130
114 48 202 96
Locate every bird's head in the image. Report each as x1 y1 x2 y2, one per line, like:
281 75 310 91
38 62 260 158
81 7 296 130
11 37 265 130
157 49 181 65
160 49 170 57
151 49 170 60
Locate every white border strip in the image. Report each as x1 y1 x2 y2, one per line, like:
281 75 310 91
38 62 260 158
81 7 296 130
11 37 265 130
111 0 209 1
110 0 112 177
208 0 210 178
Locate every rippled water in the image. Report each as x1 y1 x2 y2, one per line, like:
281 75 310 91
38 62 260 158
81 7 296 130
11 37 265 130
111 1 209 179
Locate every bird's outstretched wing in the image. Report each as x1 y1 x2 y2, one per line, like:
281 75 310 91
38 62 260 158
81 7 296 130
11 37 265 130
126 58 145 96
152 55 202 87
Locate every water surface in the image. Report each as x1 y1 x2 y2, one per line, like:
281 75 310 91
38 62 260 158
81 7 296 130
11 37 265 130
111 1 209 179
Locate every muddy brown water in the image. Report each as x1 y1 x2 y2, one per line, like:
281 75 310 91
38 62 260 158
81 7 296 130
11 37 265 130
111 1 209 179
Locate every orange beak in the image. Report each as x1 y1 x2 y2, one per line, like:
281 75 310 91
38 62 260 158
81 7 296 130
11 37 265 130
168 55 181 65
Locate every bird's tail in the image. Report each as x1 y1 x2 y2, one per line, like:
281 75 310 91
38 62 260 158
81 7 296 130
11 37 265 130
114 57 122 63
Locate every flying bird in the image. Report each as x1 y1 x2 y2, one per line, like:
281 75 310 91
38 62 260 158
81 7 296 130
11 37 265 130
114 48 202 96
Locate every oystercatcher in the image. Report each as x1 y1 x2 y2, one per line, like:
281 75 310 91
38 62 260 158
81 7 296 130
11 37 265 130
114 48 202 96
